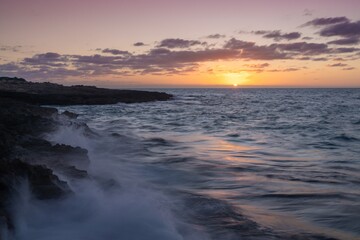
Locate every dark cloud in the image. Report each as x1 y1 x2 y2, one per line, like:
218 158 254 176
0 62 21 71
303 17 349 27
255 31 301 41
22 52 68 67
332 47 360 53
224 38 288 59
303 17 360 49
270 68 299 72
328 37 360 45
133 42 146 46
312 57 328 61
319 20 360 38
253 30 268 35
328 63 347 67
342 67 355 70
302 37 313 40
101 48 130 55
157 38 206 48
206 34 226 39
271 42 329 55
224 38 256 49
244 63 270 68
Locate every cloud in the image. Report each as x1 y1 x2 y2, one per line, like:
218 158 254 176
224 38 288 59
328 63 347 67
303 17 349 27
328 37 360 45
157 38 206 48
255 30 301 41
133 42 146 46
244 63 270 68
342 67 355 70
312 57 328 61
319 20 360 38
304 18 360 46
101 48 130 55
0 62 21 71
22 52 68 67
332 47 360 53
2 27 360 81
0 45 22 52
224 38 256 49
206 34 226 39
268 68 299 72
271 42 329 55
303 9 314 17
302 37 313 40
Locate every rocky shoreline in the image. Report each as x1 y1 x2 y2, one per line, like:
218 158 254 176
0 77 172 233
0 77 172 105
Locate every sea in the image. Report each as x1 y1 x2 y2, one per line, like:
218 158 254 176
9 88 360 240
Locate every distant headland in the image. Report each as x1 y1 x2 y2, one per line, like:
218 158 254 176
0 77 172 105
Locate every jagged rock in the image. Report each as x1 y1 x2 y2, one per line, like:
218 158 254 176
0 159 71 230
0 77 172 233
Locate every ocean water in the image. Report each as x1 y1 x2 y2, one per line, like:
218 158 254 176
8 88 360 239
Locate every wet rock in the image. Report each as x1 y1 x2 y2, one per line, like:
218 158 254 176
62 110 79 119
18 137 90 173
0 159 71 230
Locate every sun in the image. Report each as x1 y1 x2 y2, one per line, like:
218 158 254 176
222 72 250 87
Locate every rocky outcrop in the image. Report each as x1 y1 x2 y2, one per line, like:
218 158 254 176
0 77 172 105
0 98 87 231
0 76 173 232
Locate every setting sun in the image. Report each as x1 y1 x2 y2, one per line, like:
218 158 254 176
222 72 251 86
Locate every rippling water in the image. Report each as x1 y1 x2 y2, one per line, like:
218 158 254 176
13 88 360 240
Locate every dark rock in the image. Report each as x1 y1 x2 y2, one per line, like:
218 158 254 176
62 110 79 119
18 138 90 172
0 77 173 105
0 97 78 231
0 76 172 233
0 159 71 230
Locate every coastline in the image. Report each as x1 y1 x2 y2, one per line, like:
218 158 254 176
0 77 172 233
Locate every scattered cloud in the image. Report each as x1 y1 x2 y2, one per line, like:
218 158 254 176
244 63 270 68
328 63 348 67
134 42 146 47
304 17 360 48
302 37 313 40
302 17 349 27
271 42 329 55
343 67 355 70
312 57 328 61
157 38 206 48
328 37 360 45
2 17 360 81
0 45 22 52
319 20 360 38
22 52 68 67
303 9 314 17
254 30 301 41
101 48 130 55
206 34 226 39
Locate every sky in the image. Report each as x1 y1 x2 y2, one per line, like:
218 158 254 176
0 0 359 88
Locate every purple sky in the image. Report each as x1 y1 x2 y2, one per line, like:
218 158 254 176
1 0 359 87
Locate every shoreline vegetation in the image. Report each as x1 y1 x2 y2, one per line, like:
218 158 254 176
0 77 172 233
